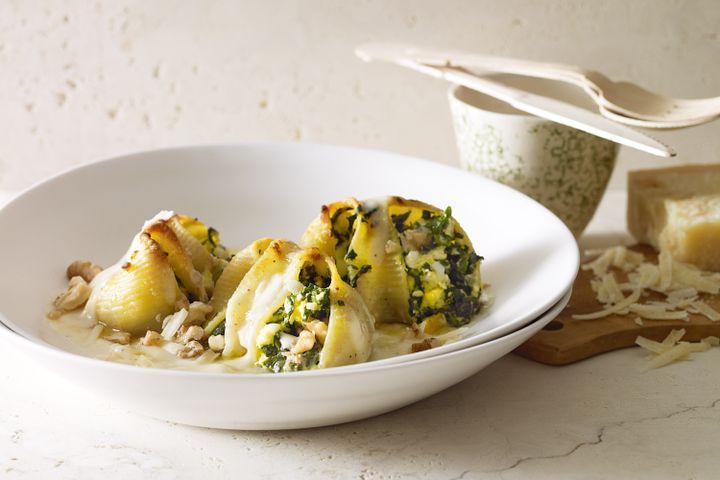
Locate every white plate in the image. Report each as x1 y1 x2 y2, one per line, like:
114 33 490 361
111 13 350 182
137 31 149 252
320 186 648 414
344 285 571 369
0 143 579 428
0 143 578 357
0 293 563 429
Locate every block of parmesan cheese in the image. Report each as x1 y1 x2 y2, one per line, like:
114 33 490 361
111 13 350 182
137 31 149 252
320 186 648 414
628 164 720 271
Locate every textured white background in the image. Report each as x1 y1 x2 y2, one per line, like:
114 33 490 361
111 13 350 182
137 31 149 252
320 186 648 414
3 2 720 479
0 0 718 193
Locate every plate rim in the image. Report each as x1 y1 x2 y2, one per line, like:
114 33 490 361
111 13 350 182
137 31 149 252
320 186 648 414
0 288 563 380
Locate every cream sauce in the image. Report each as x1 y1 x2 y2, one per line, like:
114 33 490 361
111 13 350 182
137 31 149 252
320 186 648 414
41 310 472 373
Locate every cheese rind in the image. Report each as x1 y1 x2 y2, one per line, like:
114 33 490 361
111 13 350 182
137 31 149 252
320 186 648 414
628 164 720 271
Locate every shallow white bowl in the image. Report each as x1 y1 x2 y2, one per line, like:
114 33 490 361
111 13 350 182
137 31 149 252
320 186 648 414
0 143 578 355
0 299 561 429
0 143 579 428
336 285 570 369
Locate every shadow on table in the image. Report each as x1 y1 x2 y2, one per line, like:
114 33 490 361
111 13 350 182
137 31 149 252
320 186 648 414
214 353 643 474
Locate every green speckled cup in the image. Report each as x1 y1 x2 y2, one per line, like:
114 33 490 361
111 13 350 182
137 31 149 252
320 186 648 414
449 85 619 237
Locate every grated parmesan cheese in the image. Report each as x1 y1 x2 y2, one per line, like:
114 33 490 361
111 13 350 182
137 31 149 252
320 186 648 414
689 301 720 321
672 263 720 294
161 308 189 340
644 342 692 370
658 250 673 291
572 289 642 320
635 335 666 354
635 328 718 369
600 273 624 304
573 246 720 322
683 341 712 354
627 304 688 321
661 328 686 347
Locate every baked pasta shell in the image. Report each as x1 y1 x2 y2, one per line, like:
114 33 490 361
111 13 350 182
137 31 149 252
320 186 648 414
320 255 374 368
204 237 273 336
88 233 181 335
145 220 207 303
223 240 300 359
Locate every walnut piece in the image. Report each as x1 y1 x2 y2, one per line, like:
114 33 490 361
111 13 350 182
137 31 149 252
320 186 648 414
174 297 190 312
185 302 213 325
400 227 430 251
51 276 92 316
411 338 438 353
304 320 328 344
177 340 204 359
66 260 103 283
385 239 401 254
104 330 131 345
141 330 163 346
182 325 205 344
208 334 225 352
291 329 316 354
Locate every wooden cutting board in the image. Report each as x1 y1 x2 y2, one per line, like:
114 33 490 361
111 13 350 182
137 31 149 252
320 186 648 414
514 244 720 365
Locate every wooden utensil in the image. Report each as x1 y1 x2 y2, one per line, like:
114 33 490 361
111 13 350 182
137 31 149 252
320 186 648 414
514 245 720 365
357 46 675 157
356 43 720 129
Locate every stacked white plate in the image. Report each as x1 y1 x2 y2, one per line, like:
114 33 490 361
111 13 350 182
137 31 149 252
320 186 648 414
0 144 578 429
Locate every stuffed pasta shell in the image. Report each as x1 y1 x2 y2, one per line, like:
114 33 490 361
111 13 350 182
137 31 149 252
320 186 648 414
222 240 375 372
301 196 484 329
203 237 274 337
47 196 487 374
84 212 229 335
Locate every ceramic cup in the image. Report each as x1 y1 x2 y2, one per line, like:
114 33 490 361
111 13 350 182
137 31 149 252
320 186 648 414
448 84 619 237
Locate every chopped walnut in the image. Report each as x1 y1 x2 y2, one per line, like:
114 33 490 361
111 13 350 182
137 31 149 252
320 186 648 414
175 296 190 312
185 302 213 325
104 330 131 345
182 325 205 344
208 334 225 352
141 330 163 346
410 323 421 338
400 228 430 251
411 338 438 353
385 239 401 254
177 340 204 358
304 320 328 344
66 260 103 283
50 276 92 316
176 323 188 339
291 329 316 354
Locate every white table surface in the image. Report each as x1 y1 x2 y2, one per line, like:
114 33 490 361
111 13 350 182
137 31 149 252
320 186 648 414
2 189 719 480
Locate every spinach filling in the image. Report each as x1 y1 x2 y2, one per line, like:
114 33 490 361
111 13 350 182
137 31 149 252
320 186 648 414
260 339 322 373
211 319 225 337
329 207 357 251
329 206 372 287
393 207 483 327
346 263 372 288
256 277 331 373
